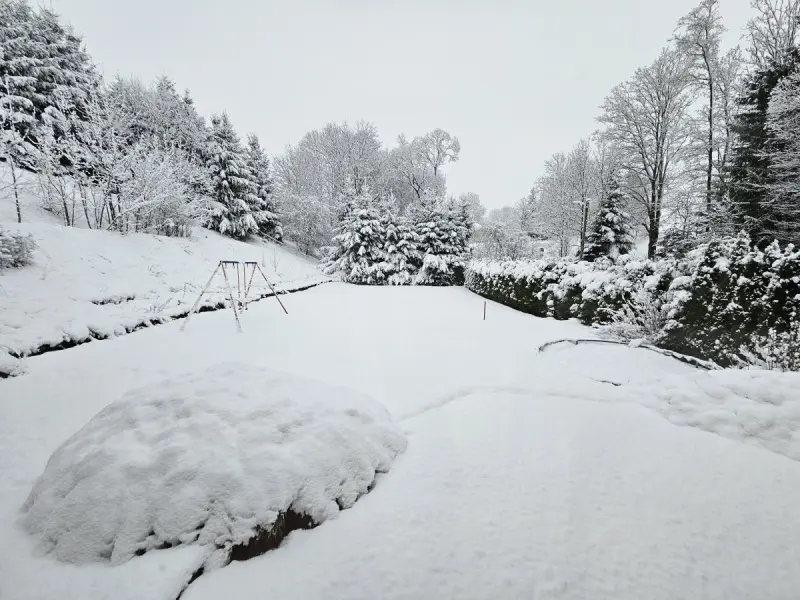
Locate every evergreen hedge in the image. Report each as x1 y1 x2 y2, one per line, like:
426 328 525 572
466 234 800 368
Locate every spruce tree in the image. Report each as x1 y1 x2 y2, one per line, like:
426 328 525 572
725 50 800 243
325 184 386 284
204 113 260 239
245 134 282 239
583 179 635 262
413 201 470 286
379 212 418 285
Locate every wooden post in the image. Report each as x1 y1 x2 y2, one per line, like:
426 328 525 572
483 301 486 321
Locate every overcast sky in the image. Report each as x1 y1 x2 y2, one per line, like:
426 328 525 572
49 0 754 209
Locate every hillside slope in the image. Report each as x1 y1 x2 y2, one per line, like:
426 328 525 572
0 168 325 373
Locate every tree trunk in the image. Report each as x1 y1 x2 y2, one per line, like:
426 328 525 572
706 76 714 219
10 161 21 223
579 200 589 258
79 184 93 229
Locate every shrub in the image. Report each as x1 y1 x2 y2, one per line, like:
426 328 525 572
467 233 800 369
0 227 36 268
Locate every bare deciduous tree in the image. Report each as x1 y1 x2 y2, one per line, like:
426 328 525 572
674 0 725 214
597 48 695 258
535 152 579 257
565 139 596 257
746 0 800 69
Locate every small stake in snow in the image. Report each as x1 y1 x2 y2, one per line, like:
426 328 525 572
483 300 486 321
181 261 288 333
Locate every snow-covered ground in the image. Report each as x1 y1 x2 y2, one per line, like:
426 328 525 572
2 284 800 599
0 169 325 370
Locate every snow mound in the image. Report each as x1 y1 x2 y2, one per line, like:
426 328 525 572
20 363 407 565
633 369 800 461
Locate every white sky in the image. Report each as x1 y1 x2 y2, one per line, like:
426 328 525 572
49 0 754 208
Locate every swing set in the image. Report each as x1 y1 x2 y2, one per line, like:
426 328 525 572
180 261 288 333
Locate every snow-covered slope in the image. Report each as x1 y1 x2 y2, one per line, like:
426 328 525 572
0 168 324 370
2 285 800 599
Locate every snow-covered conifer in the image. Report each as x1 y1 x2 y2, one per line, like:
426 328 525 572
583 178 635 262
245 133 282 239
204 113 260 239
325 183 386 284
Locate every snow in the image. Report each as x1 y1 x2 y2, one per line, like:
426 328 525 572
2 283 800 599
630 369 800 461
21 363 405 566
186 392 800 600
0 170 324 365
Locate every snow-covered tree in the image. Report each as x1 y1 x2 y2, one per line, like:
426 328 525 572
746 0 800 70
325 183 387 284
245 133 282 239
204 113 260 239
379 213 419 285
674 0 725 215
113 143 198 236
534 152 580 257
583 178 635 262
764 69 800 244
598 48 695 258
566 138 597 257
413 198 472 286
419 128 460 178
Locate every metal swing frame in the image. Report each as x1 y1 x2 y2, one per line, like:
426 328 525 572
180 261 288 333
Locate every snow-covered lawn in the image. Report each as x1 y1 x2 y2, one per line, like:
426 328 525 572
2 284 800 599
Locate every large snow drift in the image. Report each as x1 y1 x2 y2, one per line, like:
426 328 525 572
631 368 800 461
20 363 407 565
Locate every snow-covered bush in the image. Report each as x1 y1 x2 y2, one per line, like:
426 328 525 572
113 144 199 237
21 364 407 565
736 323 800 372
466 254 681 326
0 226 36 268
662 233 800 367
599 288 673 343
468 233 800 369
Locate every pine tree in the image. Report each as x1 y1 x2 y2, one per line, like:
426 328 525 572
725 50 800 243
0 2 95 145
379 212 418 285
204 113 260 239
0 0 40 142
245 134 282 239
413 201 470 286
325 184 386 284
583 179 635 262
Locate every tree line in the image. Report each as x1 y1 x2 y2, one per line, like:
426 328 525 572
0 0 479 269
478 0 800 261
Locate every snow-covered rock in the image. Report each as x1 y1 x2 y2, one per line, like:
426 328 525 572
20 363 407 566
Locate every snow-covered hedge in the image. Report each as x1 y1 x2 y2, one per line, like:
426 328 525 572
467 233 800 368
0 226 36 269
466 254 680 326
21 364 407 565
662 234 800 367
